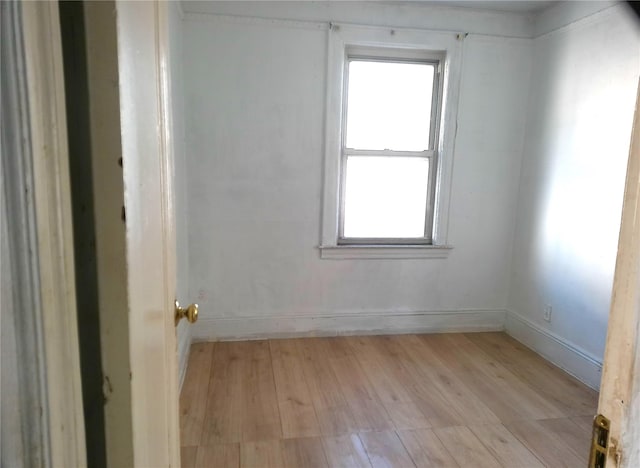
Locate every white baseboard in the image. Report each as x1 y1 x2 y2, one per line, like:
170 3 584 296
505 310 602 390
184 307 602 390
191 309 506 342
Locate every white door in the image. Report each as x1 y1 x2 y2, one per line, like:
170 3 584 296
115 2 181 466
597 80 640 467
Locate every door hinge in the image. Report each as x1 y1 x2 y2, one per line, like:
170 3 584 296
589 414 610 468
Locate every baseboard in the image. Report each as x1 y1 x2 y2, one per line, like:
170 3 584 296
505 310 602 390
186 308 602 390
191 309 506 342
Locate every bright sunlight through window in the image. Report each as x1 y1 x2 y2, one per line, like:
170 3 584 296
346 61 434 152
341 57 438 242
344 157 430 238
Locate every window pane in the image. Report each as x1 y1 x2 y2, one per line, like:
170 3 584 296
346 60 434 151
343 156 429 238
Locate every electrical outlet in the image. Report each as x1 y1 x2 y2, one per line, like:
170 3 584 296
543 305 552 322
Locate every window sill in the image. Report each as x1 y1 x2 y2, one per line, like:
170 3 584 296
318 244 453 259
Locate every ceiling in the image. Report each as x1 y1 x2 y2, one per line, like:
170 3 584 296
181 0 561 17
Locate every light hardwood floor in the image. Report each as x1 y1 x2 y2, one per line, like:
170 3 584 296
180 332 597 467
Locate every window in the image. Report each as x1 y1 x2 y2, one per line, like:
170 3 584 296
340 50 442 244
320 24 462 259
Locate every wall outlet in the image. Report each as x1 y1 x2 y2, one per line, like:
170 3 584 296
543 305 552 322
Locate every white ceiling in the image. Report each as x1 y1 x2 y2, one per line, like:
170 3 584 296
181 0 561 18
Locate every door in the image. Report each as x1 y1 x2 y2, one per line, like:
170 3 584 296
596 79 640 467
80 1 182 466
114 2 181 466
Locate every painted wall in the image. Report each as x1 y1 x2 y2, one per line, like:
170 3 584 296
181 1 534 38
168 2 192 387
180 3 532 339
507 3 640 386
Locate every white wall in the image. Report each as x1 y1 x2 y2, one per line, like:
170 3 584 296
180 3 532 339
507 3 640 388
182 1 534 38
168 2 191 388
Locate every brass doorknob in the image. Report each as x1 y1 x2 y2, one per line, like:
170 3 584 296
175 300 198 326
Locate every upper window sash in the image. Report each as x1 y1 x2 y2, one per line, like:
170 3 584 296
342 51 443 153
341 51 444 151
346 45 445 62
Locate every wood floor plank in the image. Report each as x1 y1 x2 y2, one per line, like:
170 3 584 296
329 355 394 432
347 337 431 430
397 429 459 468
536 418 591 464
433 426 501 468
282 437 329 468
368 335 466 428
195 443 240 467
270 339 321 439
297 338 355 436
381 402 431 431
240 440 284 468
301 336 353 360
241 341 282 442
391 335 500 427
465 332 598 416
421 334 565 423
408 391 466 430
322 434 373 468
201 342 246 445
506 419 586 467
571 415 595 433
468 423 544 467
347 336 416 403
180 446 197 468
358 431 416 468
297 338 350 409
180 343 214 446
314 406 357 437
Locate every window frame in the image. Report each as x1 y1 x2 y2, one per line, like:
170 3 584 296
338 48 445 246
320 24 463 259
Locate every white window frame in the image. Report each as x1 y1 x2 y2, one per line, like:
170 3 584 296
320 23 463 259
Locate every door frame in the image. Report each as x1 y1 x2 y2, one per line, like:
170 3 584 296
13 2 87 467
